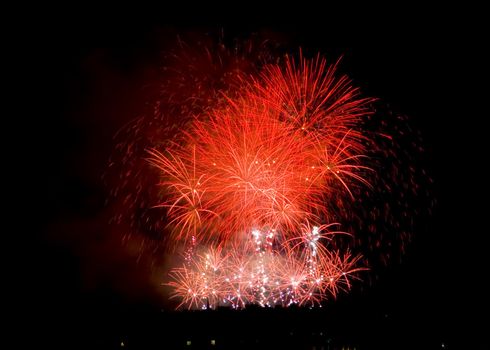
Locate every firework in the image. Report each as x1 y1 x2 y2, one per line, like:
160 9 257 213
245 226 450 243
143 51 376 309
105 37 425 310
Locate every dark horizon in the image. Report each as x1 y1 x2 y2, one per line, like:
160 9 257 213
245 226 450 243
22 8 486 349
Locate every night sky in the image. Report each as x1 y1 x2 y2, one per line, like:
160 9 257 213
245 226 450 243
21 6 486 349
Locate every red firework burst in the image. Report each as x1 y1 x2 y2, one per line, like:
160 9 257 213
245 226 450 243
143 52 375 309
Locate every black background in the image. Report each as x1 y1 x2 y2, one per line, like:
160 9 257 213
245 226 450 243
17 5 487 349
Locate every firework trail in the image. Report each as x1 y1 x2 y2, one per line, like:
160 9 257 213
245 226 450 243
105 36 429 309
